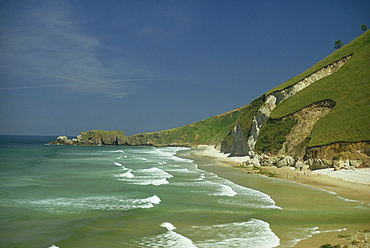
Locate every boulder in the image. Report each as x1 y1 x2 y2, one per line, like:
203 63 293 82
277 156 295 167
56 136 68 142
53 136 75 145
306 158 332 170
302 164 310 171
295 160 306 171
333 160 342 171
240 156 260 167
261 154 270 160
350 160 361 168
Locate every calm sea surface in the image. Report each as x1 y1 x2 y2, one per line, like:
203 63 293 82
0 136 369 248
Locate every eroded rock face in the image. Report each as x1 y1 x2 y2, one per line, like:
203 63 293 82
220 123 249 156
305 158 333 170
218 54 369 169
305 141 370 167
244 55 352 154
239 151 366 171
277 99 336 158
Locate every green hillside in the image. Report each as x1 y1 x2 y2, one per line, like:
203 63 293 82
137 27 370 149
269 31 370 147
130 105 249 146
58 32 369 151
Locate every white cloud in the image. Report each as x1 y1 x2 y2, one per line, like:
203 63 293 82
0 1 155 98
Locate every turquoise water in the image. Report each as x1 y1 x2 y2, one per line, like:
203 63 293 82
0 136 369 248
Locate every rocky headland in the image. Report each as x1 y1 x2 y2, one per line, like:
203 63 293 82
50 32 370 172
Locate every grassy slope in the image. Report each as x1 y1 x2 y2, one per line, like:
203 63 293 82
85 32 369 148
132 105 249 145
269 31 370 147
80 130 126 138
255 118 298 154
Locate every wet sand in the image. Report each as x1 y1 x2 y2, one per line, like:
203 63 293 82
193 146 370 204
185 146 370 247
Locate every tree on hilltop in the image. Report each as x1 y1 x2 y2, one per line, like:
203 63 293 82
334 40 343 49
361 24 368 32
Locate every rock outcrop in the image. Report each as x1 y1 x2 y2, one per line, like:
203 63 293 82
49 44 370 171
224 123 250 156
218 52 370 170
220 55 352 157
50 130 129 146
242 55 352 155
49 130 194 147
240 150 367 171
276 99 336 157
305 141 370 168
234 98 369 170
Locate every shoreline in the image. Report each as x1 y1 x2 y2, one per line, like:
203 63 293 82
193 145 370 205
185 146 370 247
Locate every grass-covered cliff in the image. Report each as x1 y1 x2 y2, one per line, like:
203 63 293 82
51 31 370 163
268 31 370 147
221 31 369 157
128 105 249 146
51 106 248 147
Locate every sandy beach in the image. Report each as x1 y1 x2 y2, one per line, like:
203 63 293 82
194 145 370 203
190 145 370 247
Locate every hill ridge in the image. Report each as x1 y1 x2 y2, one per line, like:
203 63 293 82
221 54 352 156
50 31 370 168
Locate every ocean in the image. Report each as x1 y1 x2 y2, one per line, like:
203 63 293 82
0 135 369 248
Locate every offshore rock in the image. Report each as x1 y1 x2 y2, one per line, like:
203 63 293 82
54 135 79 145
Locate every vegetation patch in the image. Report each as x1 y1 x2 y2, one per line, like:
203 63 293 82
80 130 126 140
132 104 249 146
319 244 341 248
255 118 297 154
320 229 370 248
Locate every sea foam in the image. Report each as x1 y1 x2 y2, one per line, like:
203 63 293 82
189 219 280 248
103 150 124 153
215 184 237 197
139 222 197 248
116 169 134 178
160 222 176 231
114 162 123 167
117 167 174 186
10 194 161 213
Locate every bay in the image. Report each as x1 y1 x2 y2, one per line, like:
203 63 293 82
0 136 368 247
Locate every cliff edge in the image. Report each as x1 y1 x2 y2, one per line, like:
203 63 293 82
50 31 370 170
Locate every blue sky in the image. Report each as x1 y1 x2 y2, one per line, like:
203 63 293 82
1 0 369 136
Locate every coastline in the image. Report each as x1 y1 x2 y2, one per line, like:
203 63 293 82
193 145 370 204
184 145 370 247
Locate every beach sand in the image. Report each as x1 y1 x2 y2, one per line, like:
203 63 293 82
188 146 370 247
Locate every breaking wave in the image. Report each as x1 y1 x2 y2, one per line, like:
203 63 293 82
4 195 161 214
